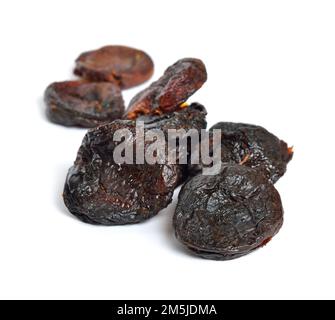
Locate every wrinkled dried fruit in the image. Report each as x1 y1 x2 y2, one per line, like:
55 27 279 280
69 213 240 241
125 58 207 119
74 45 154 89
192 122 293 183
44 81 125 128
174 164 284 260
63 104 207 225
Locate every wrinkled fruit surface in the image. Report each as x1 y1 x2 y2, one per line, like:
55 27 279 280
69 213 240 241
64 104 207 225
44 81 125 128
125 58 207 119
74 45 154 89
174 164 284 260
191 122 293 183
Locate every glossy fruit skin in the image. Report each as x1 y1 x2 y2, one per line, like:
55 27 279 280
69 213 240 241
63 104 207 225
173 164 284 260
74 45 154 89
125 58 207 119
44 81 125 128
192 122 293 183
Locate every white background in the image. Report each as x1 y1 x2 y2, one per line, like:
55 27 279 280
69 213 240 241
0 0 334 300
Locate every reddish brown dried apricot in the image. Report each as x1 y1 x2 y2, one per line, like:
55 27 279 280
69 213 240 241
74 45 154 89
125 58 207 119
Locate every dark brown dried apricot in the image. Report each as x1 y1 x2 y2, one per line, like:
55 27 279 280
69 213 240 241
63 104 207 225
44 81 125 128
74 45 154 89
190 122 293 183
174 164 284 260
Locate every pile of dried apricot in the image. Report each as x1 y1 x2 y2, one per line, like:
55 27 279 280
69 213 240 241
45 45 293 260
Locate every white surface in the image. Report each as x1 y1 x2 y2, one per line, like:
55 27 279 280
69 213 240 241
0 0 334 300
